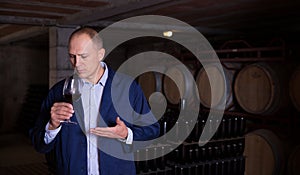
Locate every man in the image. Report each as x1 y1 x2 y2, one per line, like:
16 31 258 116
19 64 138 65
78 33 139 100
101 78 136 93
30 27 160 175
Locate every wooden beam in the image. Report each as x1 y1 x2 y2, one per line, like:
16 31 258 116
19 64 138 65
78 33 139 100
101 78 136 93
58 0 174 25
0 8 68 17
0 26 48 45
87 0 236 35
0 24 11 30
0 0 91 11
88 19 238 35
0 16 56 26
89 0 194 25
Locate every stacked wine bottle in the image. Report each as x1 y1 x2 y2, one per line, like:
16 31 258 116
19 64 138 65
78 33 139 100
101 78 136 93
135 111 246 175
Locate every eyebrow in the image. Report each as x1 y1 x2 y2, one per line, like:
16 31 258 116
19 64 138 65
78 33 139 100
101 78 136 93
69 53 89 57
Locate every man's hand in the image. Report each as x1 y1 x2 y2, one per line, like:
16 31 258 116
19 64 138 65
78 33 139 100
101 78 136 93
49 102 74 129
90 117 128 139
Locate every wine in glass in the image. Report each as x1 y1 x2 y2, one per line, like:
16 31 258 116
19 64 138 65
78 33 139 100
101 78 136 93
62 74 82 124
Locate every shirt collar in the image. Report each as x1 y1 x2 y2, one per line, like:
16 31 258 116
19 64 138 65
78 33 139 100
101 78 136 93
82 62 108 87
98 61 108 87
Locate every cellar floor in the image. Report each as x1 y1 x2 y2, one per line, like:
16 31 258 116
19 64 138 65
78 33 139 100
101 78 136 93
0 132 48 174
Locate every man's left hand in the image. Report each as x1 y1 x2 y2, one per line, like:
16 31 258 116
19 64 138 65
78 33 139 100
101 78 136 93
90 117 128 139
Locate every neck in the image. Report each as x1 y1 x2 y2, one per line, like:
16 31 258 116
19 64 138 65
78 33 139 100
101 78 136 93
85 64 104 85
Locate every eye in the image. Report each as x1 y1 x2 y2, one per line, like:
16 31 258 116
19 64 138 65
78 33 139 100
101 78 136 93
69 54 75 59
81 55 88 59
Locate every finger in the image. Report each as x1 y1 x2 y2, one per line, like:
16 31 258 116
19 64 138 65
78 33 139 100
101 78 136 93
51 110 73 120
50 107 73 123
116 117 125 126
51 114 71 122
90 127 112 134
51 105 74 115
90 127 122 138
53 102 73 110
55 108 74 117
91 126 126 139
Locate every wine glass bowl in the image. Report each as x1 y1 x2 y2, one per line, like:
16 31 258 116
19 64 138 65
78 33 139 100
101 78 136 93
63 76 75 104
62 74 82 124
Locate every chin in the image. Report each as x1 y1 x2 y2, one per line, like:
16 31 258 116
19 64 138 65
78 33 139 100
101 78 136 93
76 72 86 79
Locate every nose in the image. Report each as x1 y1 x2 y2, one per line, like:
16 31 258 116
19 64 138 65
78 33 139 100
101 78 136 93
73 56 81 67
72 56 77 67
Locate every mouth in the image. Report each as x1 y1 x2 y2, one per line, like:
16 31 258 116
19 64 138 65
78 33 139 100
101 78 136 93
76 69 85 74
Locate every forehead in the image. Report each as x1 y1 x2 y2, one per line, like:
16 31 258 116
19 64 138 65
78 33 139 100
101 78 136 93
69 33 94 52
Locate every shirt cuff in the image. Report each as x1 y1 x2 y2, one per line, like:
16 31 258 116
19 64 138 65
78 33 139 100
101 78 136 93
44 122 61 144
118 127 133 145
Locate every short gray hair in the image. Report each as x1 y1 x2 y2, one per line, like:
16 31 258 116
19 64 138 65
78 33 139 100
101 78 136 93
69 27 103 49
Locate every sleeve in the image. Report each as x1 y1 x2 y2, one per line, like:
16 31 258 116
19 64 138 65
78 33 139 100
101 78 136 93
129 81 160 141
118 127 133 144
120 81 160 153
29 83 62 153
44 122 62 144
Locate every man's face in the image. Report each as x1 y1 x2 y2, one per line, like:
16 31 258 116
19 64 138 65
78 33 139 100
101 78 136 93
68 33 105 83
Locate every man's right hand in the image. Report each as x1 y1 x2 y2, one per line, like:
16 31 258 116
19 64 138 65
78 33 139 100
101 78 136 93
49 102 74 130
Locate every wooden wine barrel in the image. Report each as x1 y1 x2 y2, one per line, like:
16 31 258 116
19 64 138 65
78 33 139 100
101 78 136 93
234 63 289 115
244 129 286 175
163 65 196 105
138 71 163 102
289 66 300 111
287 145 300 175
195 63 239 110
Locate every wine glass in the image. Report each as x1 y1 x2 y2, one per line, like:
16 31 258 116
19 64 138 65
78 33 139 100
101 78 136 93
62 73 82 124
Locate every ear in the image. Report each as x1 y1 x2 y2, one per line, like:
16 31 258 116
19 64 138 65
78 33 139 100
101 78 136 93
98 48 105 62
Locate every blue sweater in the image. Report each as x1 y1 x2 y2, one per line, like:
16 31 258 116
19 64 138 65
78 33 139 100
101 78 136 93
30 66 160 175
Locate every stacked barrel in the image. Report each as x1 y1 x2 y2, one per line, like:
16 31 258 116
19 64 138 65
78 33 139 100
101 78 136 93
135 61 246 174
135 40 300 175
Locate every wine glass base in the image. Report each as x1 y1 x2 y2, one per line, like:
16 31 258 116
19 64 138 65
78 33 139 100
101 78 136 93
59 120 77 125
